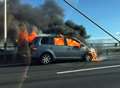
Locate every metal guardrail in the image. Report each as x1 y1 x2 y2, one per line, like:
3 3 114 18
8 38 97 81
89 43 120 55
0 43 17 56
104 46 120 55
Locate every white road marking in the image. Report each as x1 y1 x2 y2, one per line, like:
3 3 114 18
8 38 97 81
57 64 120 75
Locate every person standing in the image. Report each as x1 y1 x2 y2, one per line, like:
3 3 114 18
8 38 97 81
17 23 31 65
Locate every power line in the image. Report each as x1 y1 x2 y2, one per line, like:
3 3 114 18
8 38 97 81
64 0 120 43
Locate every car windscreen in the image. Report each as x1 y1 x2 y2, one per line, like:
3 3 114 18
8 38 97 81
66 38 81 48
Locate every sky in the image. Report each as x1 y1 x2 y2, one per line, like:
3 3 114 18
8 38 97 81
21 0 120 40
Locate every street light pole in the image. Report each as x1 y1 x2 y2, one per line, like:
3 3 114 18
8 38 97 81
4 0 7 50
3 0 7 60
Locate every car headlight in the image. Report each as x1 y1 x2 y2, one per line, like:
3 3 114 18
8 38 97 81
89 48 96 53
81 46 87 51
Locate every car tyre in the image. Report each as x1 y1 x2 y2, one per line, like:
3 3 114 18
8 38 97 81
40 53 52 64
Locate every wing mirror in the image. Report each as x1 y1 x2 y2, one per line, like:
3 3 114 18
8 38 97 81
81 43 84 47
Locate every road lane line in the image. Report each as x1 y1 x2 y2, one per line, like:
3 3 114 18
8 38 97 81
57 64 120 75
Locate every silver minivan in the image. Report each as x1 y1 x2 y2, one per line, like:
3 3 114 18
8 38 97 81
31 34 97 64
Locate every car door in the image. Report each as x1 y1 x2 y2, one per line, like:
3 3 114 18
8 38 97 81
51 37 71 59
66 38 82 59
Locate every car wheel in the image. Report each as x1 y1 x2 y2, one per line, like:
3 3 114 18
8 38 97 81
40 53 52 64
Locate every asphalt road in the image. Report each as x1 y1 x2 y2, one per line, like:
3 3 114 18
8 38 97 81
0 55 120 88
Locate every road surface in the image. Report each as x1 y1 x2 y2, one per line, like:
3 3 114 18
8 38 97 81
0 55 120 88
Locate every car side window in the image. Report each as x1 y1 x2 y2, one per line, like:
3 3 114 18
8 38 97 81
54 37 65 46
66 38 81 48
41 37 54 45
32 38 40 47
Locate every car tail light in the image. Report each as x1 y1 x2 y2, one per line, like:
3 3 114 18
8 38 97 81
31 46 37 51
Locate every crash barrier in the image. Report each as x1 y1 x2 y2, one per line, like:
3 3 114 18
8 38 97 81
104 47 120 55
0 42 120 65
90 43 120 56
0 44 27 66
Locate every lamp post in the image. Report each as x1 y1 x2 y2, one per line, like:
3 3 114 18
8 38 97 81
4 0 7 47
3 0 7 60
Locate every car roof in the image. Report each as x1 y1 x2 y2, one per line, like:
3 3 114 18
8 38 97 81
36 34 56 38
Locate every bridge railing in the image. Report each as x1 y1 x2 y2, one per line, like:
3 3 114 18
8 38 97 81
89 43 120 56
